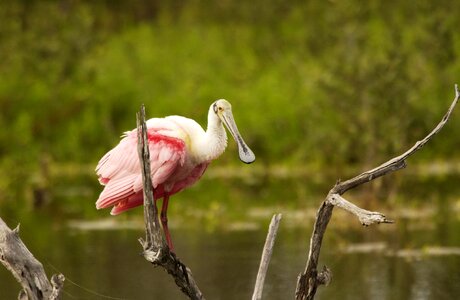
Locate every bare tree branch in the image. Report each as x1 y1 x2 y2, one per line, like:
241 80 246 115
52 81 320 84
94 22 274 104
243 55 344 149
334 85 460 195
137 104 165 252
327 194 393 226
252 213 282 300
295 84 460 300
0 218 65 300
136 104 205 300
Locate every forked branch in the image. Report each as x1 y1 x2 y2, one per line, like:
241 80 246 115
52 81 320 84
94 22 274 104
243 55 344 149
295 84 460 300
136 104 205 300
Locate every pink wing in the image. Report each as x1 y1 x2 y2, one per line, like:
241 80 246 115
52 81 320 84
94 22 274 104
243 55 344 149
167 162 209 195
95 126 186 215
108 162 209 215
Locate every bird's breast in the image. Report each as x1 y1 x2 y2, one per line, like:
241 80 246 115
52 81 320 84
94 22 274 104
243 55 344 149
162 159 209 193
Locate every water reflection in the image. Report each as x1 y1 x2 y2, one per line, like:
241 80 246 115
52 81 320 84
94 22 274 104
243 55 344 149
1 214 459 299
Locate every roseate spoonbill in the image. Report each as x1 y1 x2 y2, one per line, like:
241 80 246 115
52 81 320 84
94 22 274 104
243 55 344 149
95 99 255 251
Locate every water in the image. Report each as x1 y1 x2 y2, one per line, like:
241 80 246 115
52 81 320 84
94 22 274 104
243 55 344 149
1 210 459 300
1 170 460 299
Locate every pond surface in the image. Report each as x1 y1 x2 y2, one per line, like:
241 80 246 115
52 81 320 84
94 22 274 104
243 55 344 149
1 208 459 300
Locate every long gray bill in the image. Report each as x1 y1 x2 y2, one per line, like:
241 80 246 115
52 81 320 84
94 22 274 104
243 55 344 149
221 110 256 164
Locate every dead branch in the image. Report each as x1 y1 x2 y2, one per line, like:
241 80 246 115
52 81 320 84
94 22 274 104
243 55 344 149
0 218 65 300
295 84 460 300
136 104 205 300
252 214 282 300
327 194 393 226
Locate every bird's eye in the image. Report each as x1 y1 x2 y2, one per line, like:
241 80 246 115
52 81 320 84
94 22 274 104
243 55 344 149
218 106 223 112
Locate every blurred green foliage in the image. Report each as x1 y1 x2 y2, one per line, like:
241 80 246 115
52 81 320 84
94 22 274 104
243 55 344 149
1 0 460 214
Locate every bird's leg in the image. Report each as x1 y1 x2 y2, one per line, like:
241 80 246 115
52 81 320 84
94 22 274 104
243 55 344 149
160 194 174 252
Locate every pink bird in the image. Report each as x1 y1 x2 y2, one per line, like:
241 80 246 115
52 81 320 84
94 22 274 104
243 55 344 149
95 99 255 251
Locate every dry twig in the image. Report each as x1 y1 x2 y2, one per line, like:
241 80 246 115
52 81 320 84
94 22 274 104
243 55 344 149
295 84 460 300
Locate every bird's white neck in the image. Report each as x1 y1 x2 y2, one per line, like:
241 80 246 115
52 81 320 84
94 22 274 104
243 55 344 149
195 106 228 162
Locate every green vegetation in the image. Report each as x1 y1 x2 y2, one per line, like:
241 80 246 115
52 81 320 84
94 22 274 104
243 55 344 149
1 1 460 216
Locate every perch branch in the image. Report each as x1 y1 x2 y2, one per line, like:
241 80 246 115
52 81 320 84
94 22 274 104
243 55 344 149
295 84 460 300
136 104 205 300
137 104 165 252
0 218 65 300
252 213 282 300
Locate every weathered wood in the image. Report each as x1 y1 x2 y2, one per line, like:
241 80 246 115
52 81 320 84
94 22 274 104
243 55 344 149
137 104 164 251
295 202 333 300
136 104 205 300
327 194 393 226
0 218 64 300
295 84 460 300
252 213 282 300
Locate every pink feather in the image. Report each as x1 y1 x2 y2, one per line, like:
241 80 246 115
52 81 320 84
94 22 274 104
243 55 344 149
95 119 208 215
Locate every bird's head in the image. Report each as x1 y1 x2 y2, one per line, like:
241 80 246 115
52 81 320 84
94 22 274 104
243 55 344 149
212 99 256 164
